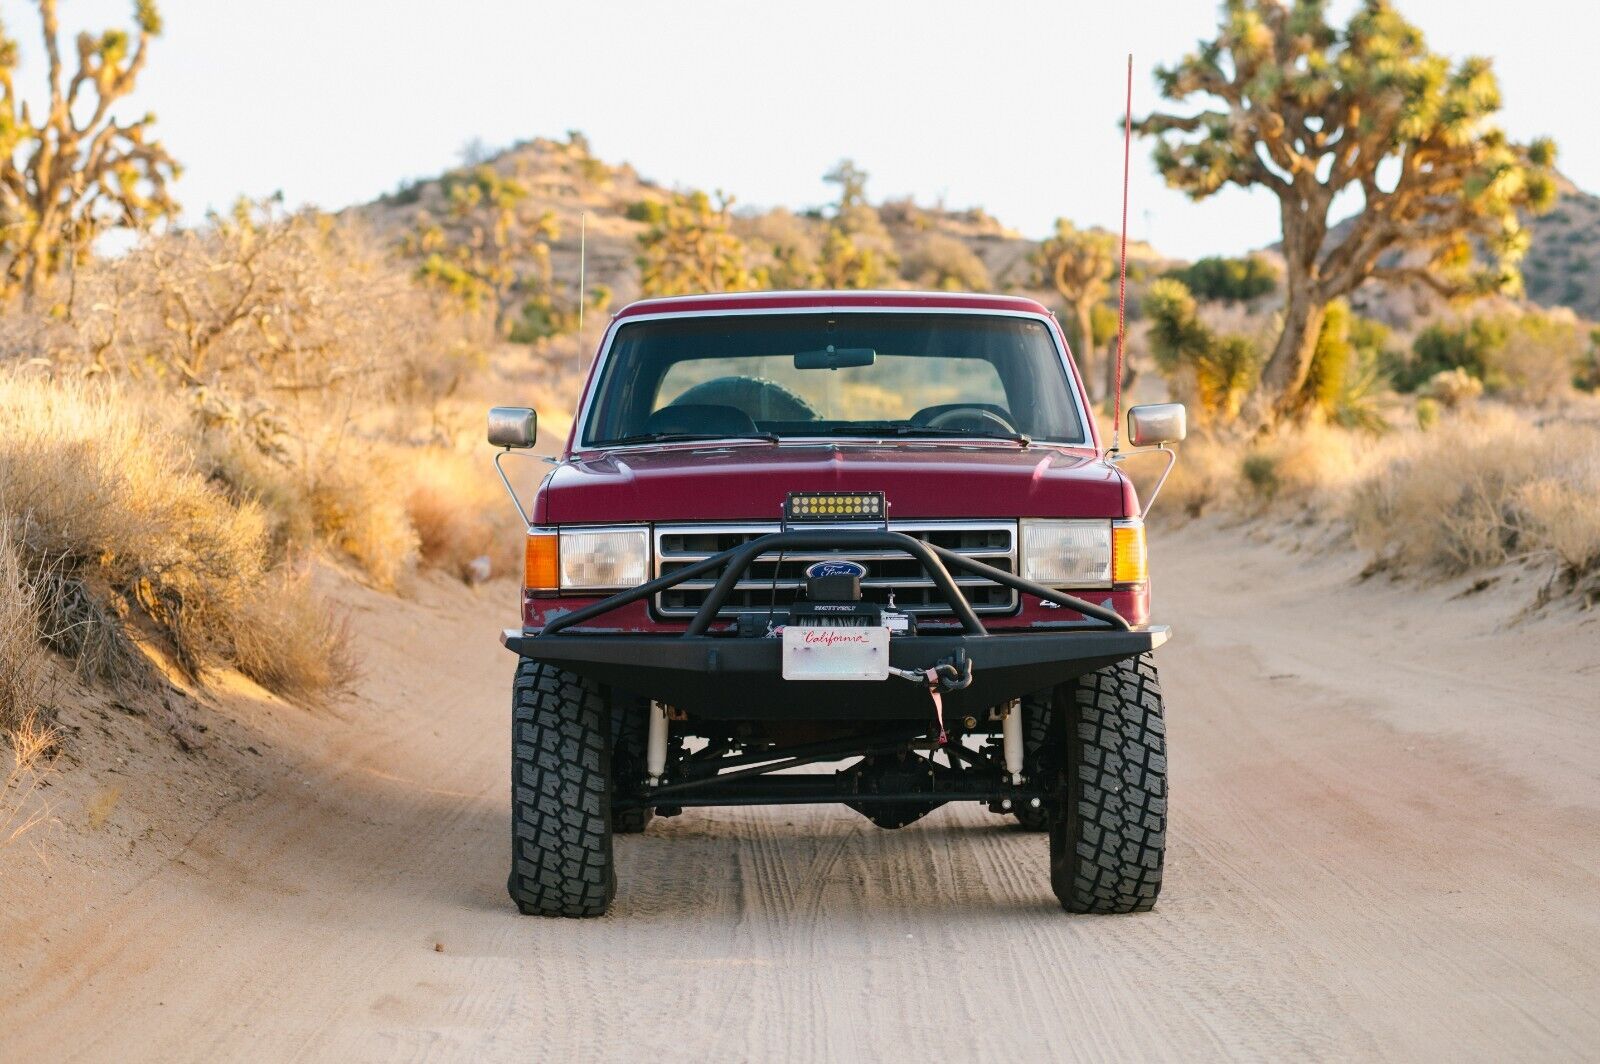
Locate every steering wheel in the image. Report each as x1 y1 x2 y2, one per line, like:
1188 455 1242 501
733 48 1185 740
924 406 1019 436
671 376 820 422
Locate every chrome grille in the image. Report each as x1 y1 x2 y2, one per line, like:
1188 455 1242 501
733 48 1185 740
653 521 1018 618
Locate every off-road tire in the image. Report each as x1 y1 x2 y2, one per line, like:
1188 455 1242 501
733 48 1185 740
1048 654 1166 914
1012 691 1052 830
508 659 615 917
610 695 655 834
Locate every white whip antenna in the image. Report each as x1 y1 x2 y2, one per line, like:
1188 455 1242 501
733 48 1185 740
578 212 587 338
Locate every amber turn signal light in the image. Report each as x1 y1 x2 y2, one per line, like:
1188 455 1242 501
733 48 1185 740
1111 520 1147 585
524 532 559 591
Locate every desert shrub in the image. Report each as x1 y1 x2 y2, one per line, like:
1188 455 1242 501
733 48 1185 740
1392 317 1509 392
1343 410 1600 577
0 375 270 677
0 374 355 699
901 233 991 291
1145 278 1262 425
230 568 357 704
1243 423 1367 507
307 466 419 594
1495 313 1581 405
1390 312 1577 401
1164 255 1278 303
1156 436 1238 518
403 446 522 581
1518 461 1600 584
2 710 58 852
1421 367 1485 408
0 205 493 589
1240 452 1280 500
0 527 47 736
1415 397 1440 430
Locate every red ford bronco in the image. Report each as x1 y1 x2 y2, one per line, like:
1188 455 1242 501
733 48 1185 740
489 290 1185 917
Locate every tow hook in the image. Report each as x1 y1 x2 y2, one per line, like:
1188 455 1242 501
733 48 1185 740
887 650 972 746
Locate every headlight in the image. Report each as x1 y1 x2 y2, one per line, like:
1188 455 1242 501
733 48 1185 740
1021 519 1111 588
558 526 649 591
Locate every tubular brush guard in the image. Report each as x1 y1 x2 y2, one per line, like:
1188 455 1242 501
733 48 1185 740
501 529 1169 720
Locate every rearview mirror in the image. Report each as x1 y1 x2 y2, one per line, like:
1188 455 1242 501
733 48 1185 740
1127 403 1186 448
488 406 538 449
794 346 876 370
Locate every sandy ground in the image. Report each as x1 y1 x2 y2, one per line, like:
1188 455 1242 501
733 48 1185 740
3 522 1599 1062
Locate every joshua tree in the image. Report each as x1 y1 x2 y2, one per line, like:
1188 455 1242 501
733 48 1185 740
636 190 764 297
1136 0 1557 419
817 159 897 290
1034 219 1115 400
407 164 558 336
0 0 179 299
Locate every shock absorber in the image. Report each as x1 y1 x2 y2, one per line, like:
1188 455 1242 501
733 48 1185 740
647 701 669 785
1002 699 1024 784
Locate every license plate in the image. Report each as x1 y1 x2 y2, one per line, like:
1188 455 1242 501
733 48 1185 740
781 626 890 681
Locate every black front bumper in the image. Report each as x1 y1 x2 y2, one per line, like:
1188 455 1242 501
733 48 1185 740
502 626 1169 719
505 527 1169 719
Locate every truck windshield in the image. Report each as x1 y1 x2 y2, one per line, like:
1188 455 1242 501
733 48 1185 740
582 312 1086 446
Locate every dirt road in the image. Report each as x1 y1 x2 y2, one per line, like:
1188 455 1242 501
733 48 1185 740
5 525 1599 1062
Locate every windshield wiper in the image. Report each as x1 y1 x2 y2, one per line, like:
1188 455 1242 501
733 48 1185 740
820 425 1033 446
598 431 780 447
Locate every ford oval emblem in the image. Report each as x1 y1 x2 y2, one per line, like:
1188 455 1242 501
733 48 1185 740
806 560 867 579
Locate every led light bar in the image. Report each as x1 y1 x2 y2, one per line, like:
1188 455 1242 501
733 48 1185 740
784 491 886 523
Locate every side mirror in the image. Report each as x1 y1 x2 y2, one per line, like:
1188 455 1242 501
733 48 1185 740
488 406 538 449
1127 403 1186 448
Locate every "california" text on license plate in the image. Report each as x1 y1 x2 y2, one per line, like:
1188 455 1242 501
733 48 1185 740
780 626 890 681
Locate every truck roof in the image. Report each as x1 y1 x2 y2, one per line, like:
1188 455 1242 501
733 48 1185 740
611 290 1054 321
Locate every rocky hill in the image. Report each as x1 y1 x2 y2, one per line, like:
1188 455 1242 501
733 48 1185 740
349 135 1172 316
351 136 1598 336
1523 176 1600 319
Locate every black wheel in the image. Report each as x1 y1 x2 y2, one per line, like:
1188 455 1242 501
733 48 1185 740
508 659 616 917
610 695 655 835
1012 691 1052 830
1048 654 1166 914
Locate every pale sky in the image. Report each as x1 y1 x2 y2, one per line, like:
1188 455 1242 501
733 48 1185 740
14 0 1596 260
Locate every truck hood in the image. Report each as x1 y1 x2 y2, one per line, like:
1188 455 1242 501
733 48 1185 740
536 443 1135 524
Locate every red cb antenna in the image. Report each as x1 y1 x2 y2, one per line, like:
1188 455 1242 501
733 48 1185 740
1108 53 1133 455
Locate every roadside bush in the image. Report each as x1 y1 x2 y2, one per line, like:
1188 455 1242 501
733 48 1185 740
1391 312 1579 403
0 374 356 699
1164 255 1278 303
1421 367 1485 409
901 233 991 291
1391 317 1509 393
403 446 522 582
231 568 357 704
1145 278 1261 426
0 527 47 736
1156 436 1238 518
1345 409 1600 580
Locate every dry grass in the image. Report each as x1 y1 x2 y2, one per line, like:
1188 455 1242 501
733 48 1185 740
0 372 358 701
404 445 523 581
1155 404 1600 598
231 568 358 704
1348 409 1600 587
2 711 59 853
0 525 47 734
0 373 269 678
